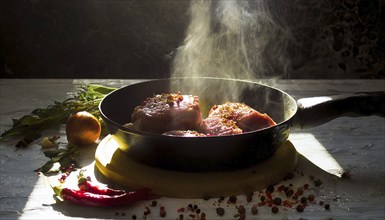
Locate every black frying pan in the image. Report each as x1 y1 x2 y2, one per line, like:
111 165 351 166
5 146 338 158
99 77 384 172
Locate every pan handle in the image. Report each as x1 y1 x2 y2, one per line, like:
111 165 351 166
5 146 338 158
293 91 385 129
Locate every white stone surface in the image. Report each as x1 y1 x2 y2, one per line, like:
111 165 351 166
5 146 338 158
0 79 384 219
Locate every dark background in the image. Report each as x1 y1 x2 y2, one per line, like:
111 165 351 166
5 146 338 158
0 0 384 79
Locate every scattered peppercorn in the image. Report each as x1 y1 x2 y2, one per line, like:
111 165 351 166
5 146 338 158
179 214 184 220
260 195 266 202
251 205 259 215
159 206 166 217
132 214 137 219
151 200 157 207
271 206 279 213
286 189 294 198
273 197 282 206
195 209 201 214
308 194 315 202
296 187 304 196
278 185 285 191
216 207 225 216
296 204 305 212
314 179 322 187
301 196 308 204
319 201 324 206
238 205 246 214
229 195 237 204
324 204 330 210
238 213 246 220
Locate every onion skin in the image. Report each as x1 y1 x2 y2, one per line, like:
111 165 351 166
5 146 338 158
66 111 101 146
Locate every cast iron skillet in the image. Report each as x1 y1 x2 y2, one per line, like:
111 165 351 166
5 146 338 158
99 77 384 172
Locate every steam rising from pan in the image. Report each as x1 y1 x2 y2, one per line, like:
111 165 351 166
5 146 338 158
171 0 289 101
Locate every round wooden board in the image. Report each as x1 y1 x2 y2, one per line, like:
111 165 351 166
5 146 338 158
95 135 298 198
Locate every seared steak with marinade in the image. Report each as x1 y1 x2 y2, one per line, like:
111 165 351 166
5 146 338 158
203 102 276 134
130 92 203 133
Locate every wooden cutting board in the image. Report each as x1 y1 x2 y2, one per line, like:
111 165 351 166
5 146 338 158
95 135 298 198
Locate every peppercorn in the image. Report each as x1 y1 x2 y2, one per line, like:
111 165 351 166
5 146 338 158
260 195 266 202
277 185 285 191
151 200 157 207
286 189 294 198
216 207 225 216
308 194 315 202
301 196 308 204
251 205 259 215
296 187 304 196
179 214 184 220
195 209 201 214
319 201 324 206
324 204 330 210
246 195 252 202
132 215 137 219
238 205 246 214
160 208 166 217
314 179 322 187
309 175 315 181
271 206 279 213
273 197 282 206
296 204 305 212
229 195 237 204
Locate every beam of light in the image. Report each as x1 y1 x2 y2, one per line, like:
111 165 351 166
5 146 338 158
290 132 345 178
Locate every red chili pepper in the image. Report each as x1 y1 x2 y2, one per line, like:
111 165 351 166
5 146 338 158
77 174 125 196
54 186 156 207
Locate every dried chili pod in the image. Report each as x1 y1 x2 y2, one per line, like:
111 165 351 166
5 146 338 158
77 172 125 196
53 186 157 207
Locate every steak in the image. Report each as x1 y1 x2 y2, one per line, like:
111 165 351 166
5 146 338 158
130 92 203 133
206 102 276 132
163 130 207 137
201 117 243 136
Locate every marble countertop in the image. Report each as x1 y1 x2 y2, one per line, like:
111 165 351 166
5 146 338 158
0 79 384 219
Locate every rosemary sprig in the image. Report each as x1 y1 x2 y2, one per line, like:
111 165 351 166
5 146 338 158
0 84 117 148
